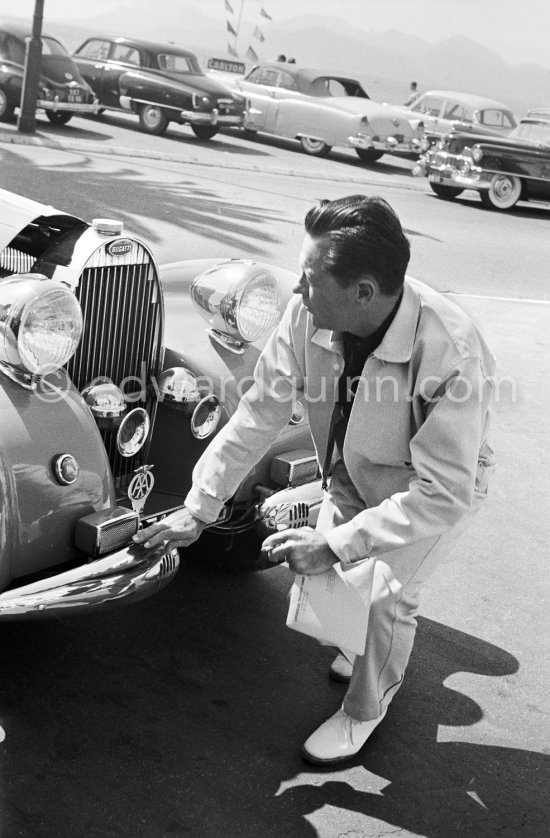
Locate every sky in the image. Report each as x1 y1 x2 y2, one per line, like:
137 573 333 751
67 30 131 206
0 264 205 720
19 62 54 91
0 0 548 67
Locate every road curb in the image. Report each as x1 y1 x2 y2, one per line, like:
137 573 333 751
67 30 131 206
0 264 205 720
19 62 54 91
0 129 426 191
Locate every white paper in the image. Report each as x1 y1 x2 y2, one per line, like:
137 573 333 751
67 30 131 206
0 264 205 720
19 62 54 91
286 560 375 656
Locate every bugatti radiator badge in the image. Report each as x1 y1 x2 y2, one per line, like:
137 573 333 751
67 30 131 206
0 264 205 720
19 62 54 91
128 465 155 513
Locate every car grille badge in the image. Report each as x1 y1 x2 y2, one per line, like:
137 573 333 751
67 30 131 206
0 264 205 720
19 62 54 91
391 118 400 127
128 465 155 513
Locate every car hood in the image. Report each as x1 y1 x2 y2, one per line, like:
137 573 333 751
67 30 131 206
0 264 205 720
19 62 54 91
446 131 549 152
0 187 76 252
40 54 88 86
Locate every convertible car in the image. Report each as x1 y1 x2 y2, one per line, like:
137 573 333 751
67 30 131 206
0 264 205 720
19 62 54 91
0 23 98 124
230 61 423 162
414 109 550 210
72 35 245 138
0 187 322 620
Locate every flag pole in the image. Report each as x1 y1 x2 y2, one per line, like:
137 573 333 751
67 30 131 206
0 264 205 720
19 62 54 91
235 0 246 54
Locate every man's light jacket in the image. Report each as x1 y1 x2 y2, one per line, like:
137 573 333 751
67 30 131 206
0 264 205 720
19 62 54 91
186 277 496 573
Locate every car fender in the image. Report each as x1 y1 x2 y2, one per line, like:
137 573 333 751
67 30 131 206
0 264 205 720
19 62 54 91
0 371 115 586
276 97 355 145
0 61 23 105
118 69 195 109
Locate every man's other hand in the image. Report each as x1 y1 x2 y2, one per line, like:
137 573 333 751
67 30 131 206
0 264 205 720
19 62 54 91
261 527 337 575
132 507 206 552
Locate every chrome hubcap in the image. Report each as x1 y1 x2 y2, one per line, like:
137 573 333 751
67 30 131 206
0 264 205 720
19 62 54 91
144 107 161 127
494 177 513 200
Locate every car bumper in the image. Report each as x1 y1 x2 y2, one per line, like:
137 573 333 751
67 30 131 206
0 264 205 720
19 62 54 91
348 132 422 154
451 170 491 191
38 98 100 115
0 544 179 621
179 108 243 126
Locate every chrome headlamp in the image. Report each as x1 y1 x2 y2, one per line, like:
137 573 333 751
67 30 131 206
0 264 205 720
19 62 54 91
190 260 280 353
0 275 82 377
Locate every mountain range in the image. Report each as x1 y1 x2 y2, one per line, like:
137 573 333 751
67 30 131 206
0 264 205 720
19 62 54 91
2 2 547 114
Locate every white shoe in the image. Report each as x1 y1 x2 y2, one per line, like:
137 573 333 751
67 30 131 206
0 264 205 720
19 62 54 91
329 652 355 682
302 706 387 765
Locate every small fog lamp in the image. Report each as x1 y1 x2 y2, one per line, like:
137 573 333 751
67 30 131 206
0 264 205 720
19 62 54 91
82 377 126 419
190 395 222 439
117 408 150 457
472 145 483 163
158 367 201 407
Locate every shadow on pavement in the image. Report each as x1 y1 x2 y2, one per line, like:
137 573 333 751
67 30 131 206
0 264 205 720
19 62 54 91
222 127 417 176
426 192 550 218
64 113 274 158
0 147 284 256
0 558 547 838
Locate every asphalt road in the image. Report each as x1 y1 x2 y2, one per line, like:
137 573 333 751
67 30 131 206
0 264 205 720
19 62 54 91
0 113 549 838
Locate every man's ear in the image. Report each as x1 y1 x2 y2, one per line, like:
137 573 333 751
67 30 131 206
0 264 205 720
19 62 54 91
355 276 377 304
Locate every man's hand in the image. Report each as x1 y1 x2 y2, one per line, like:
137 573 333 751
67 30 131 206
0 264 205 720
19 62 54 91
132 507 206 552
261 527 337 575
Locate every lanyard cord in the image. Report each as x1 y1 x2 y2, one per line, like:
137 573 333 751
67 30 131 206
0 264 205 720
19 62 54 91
321 402 342 491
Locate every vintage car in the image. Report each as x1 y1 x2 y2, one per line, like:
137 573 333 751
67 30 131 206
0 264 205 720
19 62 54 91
0 23 98 125
72 36 246 138
229 61 423 162
397 90 517 142
413 109 550 210
0 187 323 620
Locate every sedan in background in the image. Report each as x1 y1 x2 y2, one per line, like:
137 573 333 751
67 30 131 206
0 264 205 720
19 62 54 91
414 109 550 210
231 61 423 162
399 90 517 141
0 23 98 124
73 36 245 138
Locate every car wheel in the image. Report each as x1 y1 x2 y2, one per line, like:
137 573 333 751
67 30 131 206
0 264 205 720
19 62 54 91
0 87 15 122
430 183 464 200
138 104 169 135
46 111 73 126
191 124 219 140
479 174 522 211
355 148 384 163
300 136 332 157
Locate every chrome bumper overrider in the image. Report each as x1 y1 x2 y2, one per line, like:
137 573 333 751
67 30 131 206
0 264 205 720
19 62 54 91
0 545 179 620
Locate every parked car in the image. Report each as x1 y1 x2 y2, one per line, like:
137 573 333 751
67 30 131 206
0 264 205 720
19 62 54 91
413 109 550 210
229 61 423 162
0 186 323 620
72 36 246 138
398 90 517 142
0 23 98 124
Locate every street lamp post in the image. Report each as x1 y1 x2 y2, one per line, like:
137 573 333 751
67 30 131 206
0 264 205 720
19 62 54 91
17 0 45 134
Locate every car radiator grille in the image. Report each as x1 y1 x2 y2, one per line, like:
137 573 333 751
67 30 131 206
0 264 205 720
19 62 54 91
0 247 35 276
65 242 163 496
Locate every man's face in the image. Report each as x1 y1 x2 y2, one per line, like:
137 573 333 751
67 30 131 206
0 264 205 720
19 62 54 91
294 234 357 331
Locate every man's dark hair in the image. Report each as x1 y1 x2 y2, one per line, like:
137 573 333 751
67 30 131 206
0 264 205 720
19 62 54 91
304 195 410 295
